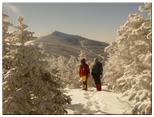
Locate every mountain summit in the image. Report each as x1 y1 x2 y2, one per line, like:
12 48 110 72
34 31 109 58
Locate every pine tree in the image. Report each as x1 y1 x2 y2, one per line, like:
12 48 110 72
103 3 151 114
78 49 87 61
3 16 70 114
2 14 13 72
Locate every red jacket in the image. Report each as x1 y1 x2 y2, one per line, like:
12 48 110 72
79 63 90 77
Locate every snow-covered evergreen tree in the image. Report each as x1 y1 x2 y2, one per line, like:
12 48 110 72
2 14 13 72
3 14 10 55
3 16 70 114
65 56 81 88
78 49 87 61
48 55 81 88
103 3 151 114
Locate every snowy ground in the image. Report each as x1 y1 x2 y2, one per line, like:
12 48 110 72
64 86 132 115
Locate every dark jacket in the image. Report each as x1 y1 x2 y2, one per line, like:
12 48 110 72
91 61 103 79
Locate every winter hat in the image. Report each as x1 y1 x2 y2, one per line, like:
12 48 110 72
81 58 86 63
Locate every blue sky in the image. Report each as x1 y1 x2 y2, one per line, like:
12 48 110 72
3 3 143 42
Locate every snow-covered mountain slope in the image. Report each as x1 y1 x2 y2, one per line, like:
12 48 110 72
34 31 109 59
64 86 132 114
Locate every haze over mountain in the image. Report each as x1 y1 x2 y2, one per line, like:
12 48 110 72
34 31 109 59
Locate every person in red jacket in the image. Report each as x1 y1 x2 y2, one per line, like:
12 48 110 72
79 58 90 90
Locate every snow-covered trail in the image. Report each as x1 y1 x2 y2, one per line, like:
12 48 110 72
64 86 132 114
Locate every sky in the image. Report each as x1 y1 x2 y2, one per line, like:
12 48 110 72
3 3 143 43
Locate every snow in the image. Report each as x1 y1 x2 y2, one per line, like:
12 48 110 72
3 3 151 115
64 86 132 114
103 3 152 114
3 15 70 114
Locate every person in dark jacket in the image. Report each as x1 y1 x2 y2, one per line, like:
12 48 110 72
91 58 103 91
79 58 90 90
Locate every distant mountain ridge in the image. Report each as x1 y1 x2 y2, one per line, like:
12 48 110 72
34 31 109 59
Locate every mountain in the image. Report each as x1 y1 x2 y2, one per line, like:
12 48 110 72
34 31 109 59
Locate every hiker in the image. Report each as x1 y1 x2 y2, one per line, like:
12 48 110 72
79 58 90 90
91 58 103 91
